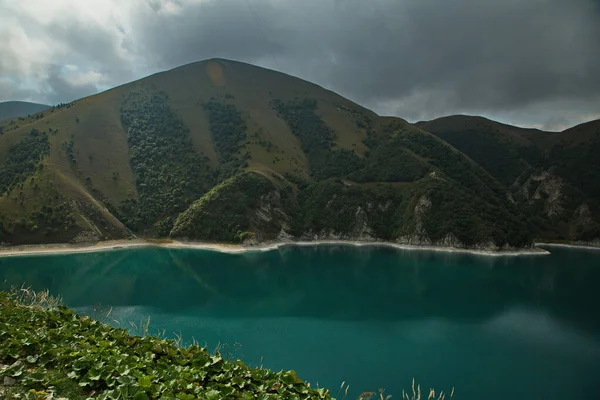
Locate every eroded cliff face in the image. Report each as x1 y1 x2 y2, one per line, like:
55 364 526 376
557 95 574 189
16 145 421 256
247 190 293 243
173 170 533 249
350 206 374 239
567 203 600 243
296 203 378 242
511 169 600 242
171 172 291 243
414 195 431 236
518 171 565 217
268 191 521 250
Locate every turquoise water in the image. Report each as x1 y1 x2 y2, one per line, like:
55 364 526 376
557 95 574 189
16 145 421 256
1 245 600 399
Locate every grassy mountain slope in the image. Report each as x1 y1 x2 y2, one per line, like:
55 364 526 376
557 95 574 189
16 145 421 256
417 115 545 186
171 171 293 242
0 58 566 248
418 116 600 242
0 101 50 122
548 119 600 197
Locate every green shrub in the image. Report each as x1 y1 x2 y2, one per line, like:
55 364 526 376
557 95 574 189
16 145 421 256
119 92 215 232
272 98 363 180
171 172 285 242
0 291 331 400
0 130 50 194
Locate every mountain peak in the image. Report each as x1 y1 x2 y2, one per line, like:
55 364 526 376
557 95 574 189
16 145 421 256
0 60 598 248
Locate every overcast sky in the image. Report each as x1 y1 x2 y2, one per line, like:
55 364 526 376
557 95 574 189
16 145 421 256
1 0 599 130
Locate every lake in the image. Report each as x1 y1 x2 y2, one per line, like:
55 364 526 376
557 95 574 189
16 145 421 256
1 244 599 399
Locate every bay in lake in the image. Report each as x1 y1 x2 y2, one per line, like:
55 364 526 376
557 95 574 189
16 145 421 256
1 245 599 399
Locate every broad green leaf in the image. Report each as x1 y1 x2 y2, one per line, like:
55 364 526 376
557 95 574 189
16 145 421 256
88 369 102 381
133 392 150 400
118 374 136 385
26 355 38 364
204 390 221 400
138 375 152 389
79 379 92 387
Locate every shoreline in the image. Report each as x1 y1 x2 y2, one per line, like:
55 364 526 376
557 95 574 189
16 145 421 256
0 238 554 258
0 240 152 258
535 242 600 251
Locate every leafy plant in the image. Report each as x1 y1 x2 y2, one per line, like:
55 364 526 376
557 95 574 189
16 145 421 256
0 291 332 399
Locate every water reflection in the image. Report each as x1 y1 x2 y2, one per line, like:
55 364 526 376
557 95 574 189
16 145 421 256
2 245 600 399
1 245 599 333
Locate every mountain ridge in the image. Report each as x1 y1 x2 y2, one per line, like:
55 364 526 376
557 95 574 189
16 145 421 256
0 101 50 122
419 115 600 242
0 58 597 248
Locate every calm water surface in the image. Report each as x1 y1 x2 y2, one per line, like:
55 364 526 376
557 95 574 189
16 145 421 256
1 245 600 399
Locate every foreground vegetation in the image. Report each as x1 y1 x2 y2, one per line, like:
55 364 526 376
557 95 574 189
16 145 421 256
0 290 457 400
0 290 332 400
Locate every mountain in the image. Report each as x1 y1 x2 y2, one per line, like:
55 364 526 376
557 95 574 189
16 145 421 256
418 115 600 242
0 101 50 122
0 58 589 248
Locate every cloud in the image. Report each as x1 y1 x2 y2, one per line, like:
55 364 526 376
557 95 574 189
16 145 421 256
0 0 136 104
1 0 599 130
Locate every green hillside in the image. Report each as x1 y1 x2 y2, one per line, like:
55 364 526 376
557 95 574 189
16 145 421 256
1 58 595 248
419 115 600 242
0 101 50 122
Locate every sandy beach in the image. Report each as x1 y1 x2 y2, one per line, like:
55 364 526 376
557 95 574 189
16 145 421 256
0 239 153 257
0 238 553 258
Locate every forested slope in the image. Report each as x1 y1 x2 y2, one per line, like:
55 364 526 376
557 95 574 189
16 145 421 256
1 59 596 248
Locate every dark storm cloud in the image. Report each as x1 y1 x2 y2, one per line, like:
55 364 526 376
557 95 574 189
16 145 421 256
32 16 135 104
43 65 101 105
126 0 600 128
128 0 286 69
2 0 599 129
